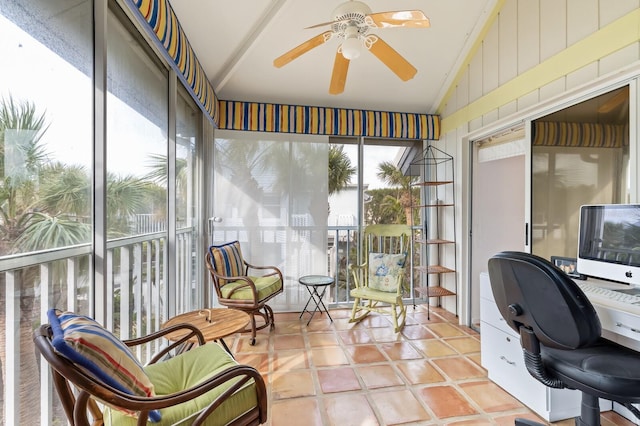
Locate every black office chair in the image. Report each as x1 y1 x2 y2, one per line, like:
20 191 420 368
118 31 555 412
487 251 640 426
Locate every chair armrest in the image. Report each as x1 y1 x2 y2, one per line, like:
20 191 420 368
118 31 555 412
219 275 260 300
192 365 267 424
349 263 368 288
123 324 206 363
244 262 283 279
74 364 267 426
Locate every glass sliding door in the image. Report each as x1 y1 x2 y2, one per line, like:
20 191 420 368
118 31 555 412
0 1 93 424
531 86 630 261
106 9 168 338
212 130 328 311
362 141 418 227
175 90 200 311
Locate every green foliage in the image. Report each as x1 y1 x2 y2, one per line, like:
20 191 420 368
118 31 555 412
0 96 169 254
371 161 419 225
365 188 406 224
15 212 91 252
328 144 356 195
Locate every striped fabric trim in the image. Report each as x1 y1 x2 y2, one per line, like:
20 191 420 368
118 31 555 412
209 241 245 285
128 0 219 123
218 100 440 140
48 309 160 421
532 122 628 148
123 1 441 140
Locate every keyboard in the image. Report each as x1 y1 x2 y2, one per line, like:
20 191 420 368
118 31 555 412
577 282 640 308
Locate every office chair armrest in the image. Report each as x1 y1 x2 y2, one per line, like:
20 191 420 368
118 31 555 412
520 327 565 389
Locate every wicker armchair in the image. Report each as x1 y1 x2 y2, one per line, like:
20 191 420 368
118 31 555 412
206 241 284 345
34 311 267 426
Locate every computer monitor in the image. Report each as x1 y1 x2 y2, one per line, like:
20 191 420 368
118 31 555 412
577 204 640 285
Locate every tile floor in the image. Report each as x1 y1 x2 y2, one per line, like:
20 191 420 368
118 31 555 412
226 305 635 426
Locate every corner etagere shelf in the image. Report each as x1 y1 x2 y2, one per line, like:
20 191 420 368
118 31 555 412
410 146 458 319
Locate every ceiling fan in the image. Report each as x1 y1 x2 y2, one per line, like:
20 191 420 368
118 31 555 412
273 1 430 95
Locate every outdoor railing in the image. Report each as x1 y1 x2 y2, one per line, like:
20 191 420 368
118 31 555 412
0 227 195 425
0 224 420 424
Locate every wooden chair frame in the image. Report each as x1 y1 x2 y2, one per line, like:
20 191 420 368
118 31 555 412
205 251 283 345
349 224 411 332
33 323 268 426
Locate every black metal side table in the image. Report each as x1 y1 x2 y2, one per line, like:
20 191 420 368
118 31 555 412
298 275 334 325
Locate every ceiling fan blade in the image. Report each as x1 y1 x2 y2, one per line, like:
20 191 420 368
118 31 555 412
329 50 350 95
368 10 430 28
368 36 417 81
597 90 628 113
273 31 332 68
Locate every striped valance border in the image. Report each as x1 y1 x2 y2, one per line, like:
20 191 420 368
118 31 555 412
124 1 440 140
532 122 628 148
127 0 219 122
218 101 440 140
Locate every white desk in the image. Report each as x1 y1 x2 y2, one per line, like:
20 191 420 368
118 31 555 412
479 273 640 422
573 278 640 352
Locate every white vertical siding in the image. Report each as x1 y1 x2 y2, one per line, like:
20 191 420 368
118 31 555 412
483 23 500 94
498 0 519 85
437 0 640 324
567 0 599 45
440 0 640 131
540 0 567 61
517 0 541 74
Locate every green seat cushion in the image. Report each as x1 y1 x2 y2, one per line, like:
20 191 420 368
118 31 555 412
221 274 282 302
350 287 402 304
105 343 259 425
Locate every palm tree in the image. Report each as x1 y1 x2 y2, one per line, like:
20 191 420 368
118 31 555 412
0 96 52 424
0 95 168 423
328 144 355 195
0 96 50 255
376 161 417 225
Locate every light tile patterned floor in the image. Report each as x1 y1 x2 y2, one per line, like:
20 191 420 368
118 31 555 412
224 305 635 426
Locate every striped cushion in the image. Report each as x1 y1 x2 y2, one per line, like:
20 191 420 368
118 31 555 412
47 309 160 422
209 241 245 284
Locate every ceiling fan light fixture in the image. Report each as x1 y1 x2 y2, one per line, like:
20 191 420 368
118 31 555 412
341 37 361 60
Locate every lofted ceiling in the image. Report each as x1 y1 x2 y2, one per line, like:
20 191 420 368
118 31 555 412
168 0 498 115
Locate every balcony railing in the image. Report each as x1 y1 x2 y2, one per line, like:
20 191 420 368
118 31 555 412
0 224 422 424
0 227 196 425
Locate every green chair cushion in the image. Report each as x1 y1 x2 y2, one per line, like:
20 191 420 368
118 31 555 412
221 274 282 302
105 343 259 425
350 287 402 304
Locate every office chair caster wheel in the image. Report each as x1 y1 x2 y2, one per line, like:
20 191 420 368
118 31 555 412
515 419 544 426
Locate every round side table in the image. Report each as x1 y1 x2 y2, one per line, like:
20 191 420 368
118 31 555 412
298 275 334 325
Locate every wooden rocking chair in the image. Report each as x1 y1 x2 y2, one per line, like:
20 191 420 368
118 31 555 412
349 224 411 332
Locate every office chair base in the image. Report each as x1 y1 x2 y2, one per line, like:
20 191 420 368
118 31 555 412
515 418 544 426
575 393 600 426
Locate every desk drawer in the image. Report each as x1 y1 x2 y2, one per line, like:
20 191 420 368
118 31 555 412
480 296 518 337
594 304 640 345
481 322 547 407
